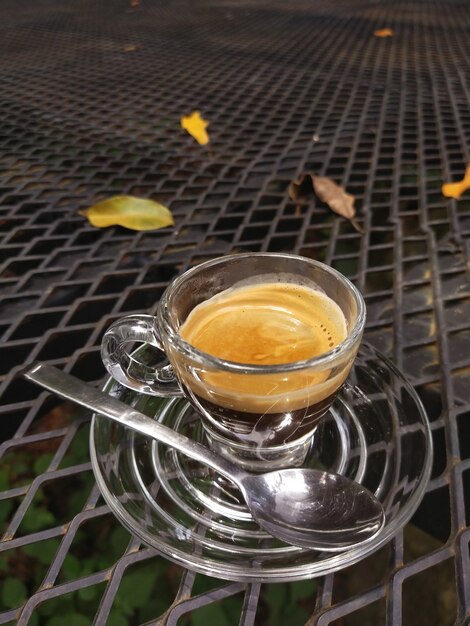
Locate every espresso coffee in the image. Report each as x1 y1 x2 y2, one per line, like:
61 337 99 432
180 282 346 366
177 281 349 446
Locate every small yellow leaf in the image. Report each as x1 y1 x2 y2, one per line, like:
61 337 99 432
442 165 470 199
181 111 210 145
79 196 174 231
374 28 394 37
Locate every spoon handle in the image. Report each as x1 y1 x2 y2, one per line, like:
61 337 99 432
21 362 246 486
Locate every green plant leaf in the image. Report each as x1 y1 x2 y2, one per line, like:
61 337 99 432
39 596 75 617
220 596 244 623
21 506 55 533
28 612 39 626
61 426 90 467
191 603 230 626
61 554 82 580
46 614 90 626
106 608 129 626
66 475 94 516
12 461 28 475
0 469 9 490
285 605 309 624
1 578 27 608
79 196 174 231
114 595 134 617
24 539 59 565
0 499 13 526
80 557 98 577
140 598 172 622
290 579 316 601
118 568 158 608
33 453 54 475
110 525 131 557
78 585 98 602
263 583 287 616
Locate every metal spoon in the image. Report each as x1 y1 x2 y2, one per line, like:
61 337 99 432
22 362 385 552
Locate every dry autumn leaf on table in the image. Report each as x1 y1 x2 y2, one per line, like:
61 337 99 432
442 165 470 199
374 28 394 37
79 196 174 231
181 111 210 145
289 173 363 233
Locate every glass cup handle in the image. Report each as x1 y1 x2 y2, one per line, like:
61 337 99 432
101 314 182 396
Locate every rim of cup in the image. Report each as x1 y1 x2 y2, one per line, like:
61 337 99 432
158 252 366 374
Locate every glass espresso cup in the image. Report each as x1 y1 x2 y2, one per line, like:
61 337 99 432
101 253 365 470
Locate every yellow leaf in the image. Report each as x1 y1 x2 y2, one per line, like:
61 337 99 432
442 165 470 199
79 196 174 231
181 111 210 145
374 28 394 37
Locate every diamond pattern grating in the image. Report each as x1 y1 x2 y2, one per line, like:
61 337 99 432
1 0 470 624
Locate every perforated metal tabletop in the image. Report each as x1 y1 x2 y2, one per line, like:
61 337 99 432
1 0 470 624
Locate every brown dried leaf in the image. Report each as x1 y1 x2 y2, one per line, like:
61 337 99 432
442 164 470 199
312 175 355 218
289 173 363 233
288 173 315 205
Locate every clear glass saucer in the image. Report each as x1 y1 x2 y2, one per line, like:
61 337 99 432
90 344 432 582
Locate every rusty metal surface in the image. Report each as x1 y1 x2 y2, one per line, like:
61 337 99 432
1 0 470 624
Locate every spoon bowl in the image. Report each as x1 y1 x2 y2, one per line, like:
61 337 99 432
22 362 385 551
241 469 384 550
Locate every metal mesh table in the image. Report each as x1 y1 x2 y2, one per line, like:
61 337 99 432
1 0 470 623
